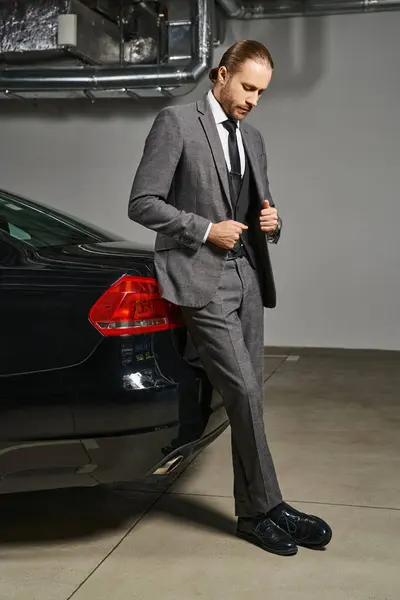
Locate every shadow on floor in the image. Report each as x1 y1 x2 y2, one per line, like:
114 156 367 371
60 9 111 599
0 484 236 546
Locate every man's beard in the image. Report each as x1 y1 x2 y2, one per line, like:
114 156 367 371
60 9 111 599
219 86 235 118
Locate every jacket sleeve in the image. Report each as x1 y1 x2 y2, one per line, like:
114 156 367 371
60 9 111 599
128 107 211 251
259 131 282 244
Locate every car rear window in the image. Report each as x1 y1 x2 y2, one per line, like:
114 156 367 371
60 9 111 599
0 191 118 249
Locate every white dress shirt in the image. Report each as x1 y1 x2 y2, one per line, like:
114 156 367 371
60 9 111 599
202 90 246 242
207 89 246 177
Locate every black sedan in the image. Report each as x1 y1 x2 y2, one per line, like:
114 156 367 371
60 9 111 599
0 188 228 494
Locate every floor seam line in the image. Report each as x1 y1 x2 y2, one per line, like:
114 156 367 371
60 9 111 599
166 491 400 511
263 356 288 383
66 454 203 598
65 492 162 600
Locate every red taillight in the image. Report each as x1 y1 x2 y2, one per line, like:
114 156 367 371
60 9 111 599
89 275 183 336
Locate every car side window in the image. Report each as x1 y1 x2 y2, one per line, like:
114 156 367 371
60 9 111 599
0 215 32 242
7 222 32 242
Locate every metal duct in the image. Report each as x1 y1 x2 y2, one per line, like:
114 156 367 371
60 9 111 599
217 0 400 18
0 0 213 100
0 0 123 66
81 0 121 23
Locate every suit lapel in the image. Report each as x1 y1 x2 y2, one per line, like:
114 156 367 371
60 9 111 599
197 97 232 210
241 126 264 207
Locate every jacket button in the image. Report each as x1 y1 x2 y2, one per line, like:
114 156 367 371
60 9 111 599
227 211 232 219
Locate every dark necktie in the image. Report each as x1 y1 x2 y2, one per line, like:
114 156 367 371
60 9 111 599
222 118 242 203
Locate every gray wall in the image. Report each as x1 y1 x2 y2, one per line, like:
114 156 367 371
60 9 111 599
1 12 399 350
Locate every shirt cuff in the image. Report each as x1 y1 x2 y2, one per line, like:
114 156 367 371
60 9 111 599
202 222 213 243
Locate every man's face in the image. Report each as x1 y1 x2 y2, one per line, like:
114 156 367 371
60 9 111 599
218 59 272 120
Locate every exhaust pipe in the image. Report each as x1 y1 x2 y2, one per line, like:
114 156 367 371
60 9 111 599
152 454 184 476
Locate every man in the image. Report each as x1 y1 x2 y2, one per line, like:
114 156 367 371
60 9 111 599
128 39 332 556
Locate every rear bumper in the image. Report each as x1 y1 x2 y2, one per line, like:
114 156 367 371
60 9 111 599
81 398 229 486
0 403 228 495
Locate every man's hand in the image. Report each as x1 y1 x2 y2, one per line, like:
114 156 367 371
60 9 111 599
260 200 279 233
208 220 248 250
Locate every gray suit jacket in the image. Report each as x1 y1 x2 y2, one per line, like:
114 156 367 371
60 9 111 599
128 93 280 309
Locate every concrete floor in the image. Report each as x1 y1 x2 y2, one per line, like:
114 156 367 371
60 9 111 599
0 352 399 600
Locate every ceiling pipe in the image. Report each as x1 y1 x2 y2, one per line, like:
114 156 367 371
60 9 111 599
0 0 212 94
216 0 400 18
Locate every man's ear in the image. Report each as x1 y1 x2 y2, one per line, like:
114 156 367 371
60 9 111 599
218 66 228 84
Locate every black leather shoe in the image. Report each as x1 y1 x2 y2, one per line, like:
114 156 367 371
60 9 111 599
268 502 332 549
237 516 298 556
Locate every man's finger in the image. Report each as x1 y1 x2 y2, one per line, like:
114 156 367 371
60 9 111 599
260 216 278 223
231 220 248 229
263 199 270 209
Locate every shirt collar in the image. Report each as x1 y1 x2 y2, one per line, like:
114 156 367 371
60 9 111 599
207 89 240 129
